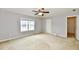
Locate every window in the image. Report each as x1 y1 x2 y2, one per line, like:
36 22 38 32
29 21 35 31
20 18 35 32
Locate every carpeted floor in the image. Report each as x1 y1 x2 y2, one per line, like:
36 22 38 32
0 33 79 50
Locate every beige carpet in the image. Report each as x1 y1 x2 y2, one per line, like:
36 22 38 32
0 33 79 50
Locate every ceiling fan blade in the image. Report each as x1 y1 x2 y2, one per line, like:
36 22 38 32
43 11 49 13
33 8 49 16
32 10 38 12
35 13 38 15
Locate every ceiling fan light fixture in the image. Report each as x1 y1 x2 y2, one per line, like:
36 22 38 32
38 12 43 15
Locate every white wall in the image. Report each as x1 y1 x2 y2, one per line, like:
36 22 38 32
45 19 52 33
0 9 42 41
52 16 67 37
42 13 79 38
42 16 67 38
53 15 79 40
41 18 53 33
76 15 79 40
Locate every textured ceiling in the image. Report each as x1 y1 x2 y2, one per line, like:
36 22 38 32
1 8 79 17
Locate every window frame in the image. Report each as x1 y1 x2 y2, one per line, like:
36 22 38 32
20 18 35 32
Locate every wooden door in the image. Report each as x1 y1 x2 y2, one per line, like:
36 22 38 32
67 16 76 37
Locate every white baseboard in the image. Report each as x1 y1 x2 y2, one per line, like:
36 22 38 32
46 33 67 39
0 32 41 43
0 34 28 42
76 37 79 40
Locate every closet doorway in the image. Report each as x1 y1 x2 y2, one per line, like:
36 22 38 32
67 16 76 38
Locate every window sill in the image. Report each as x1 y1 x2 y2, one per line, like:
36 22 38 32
21 30 35 32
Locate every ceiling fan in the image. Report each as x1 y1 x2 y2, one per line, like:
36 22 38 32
32 8 50 16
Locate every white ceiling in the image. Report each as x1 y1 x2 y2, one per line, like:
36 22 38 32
1 8 79 17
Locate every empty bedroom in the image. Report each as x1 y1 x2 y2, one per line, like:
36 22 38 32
0 8 79 50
